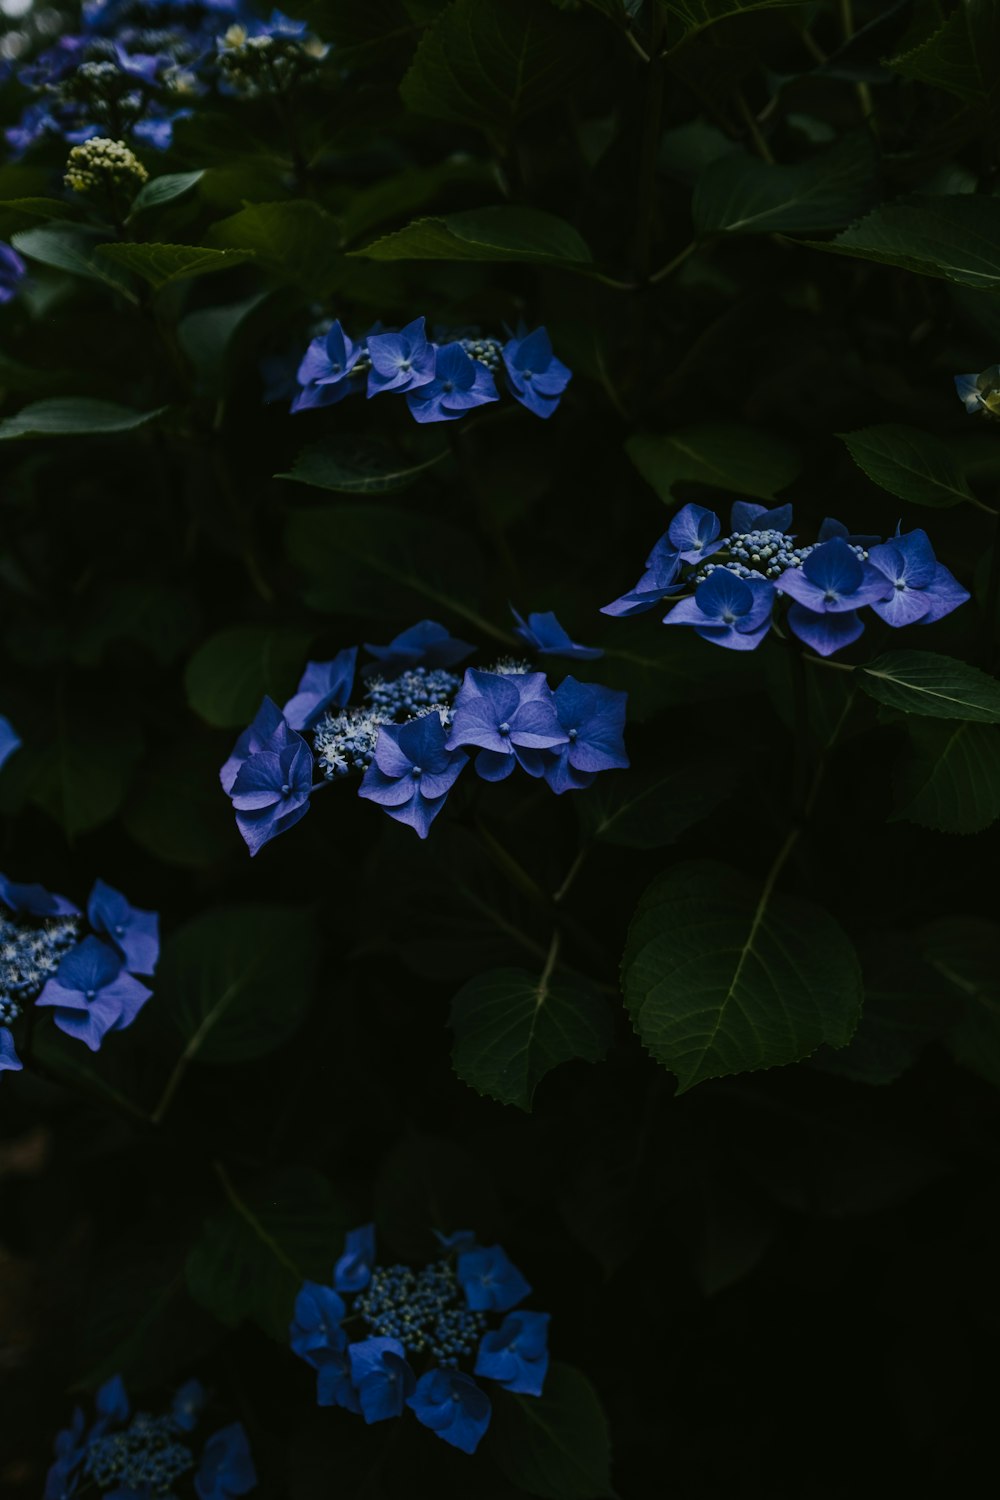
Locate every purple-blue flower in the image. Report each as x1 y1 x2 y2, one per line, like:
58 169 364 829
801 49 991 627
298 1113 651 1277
0 243 26 305
363 619 474 673
358 714 468 838
315 1348 361 1413
778 537 889 657
668 502 723 564
663 570 774 651
35 936 152 1051
348 1338 416 1423
511 608 603 661
0 1027 22 1074
43 1407 86 1500
220 696 286 795
367 317 437 396
0 716 21 770
225 708 314 856
816 516 881 547
868 528 970 628
291 321 362 413
501 327 571 419
955 366 1000 418
474 1310 550 1396
194 1423 256 1500
446 669 566 782
0 875 80 919
172 1379 207 1433
601 533 683 617
334 1223 376 1293
457 1245 531 1313
289 1281 347 1367
406 341 499 423
87 879 159 975
407 1368 491 1454
731 500 793 534
282 649 357 731
521 677 629 794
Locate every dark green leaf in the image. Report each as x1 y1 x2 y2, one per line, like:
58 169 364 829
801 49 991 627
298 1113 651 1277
124 741 236 869
892 720 1000 833
207 200 342 291
489 1363 614 1500
128 170 205 215
839 424 978 508
277 435 449 495
352 205 592 268
859 651 1000 723
155 905 319 1064
626 423 799 501
578 754 742 848
0 397 168 441
10 225 132 291
95 241 252 290
184 624 313 729
621 860 862 1091
922 918 1000 1088
27 720 143 838
693 134 878 236
888 0 1000 125
450 966 613 1110
806 195 1000 288
657 0 802 52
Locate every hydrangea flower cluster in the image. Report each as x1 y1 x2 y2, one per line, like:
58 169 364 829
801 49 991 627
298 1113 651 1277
290 1225 549 1455
291 317 572 422
215 10 328 96
955 363 1000 419
64 135 148 198
45 1373 256 1500
602 501 969 657
0 875 158 1073
220 614 626 851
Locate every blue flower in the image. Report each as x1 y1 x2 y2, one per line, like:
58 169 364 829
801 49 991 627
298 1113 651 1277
36 936 152 1051
511 608 603 661
227 714 314 857
433 1228 478 1252
348 1338 416 1423
334 1223 376 1293
367 317 437 396
95 1374 130 1424
0 243 26 305
474 1310 550 1396
406 340 499 423
601 533 683 617
816 516 881 547
457 1244 531 1313
0 875 80 919
220 697 287 795
0 716 21 770
194 1423 256 1500
501 327 571 419
359 714 468 839
663 570 774 651
446 669 566 782
315 1349 361 1413
289 1281 347 1367
172 1380 207 1433
282 649 357 731
778 537 890 657
43 1408 87 1500
87 879 159 975
731 500 793 534
0 1027 22 1075
521 677 629 794
868 528 970 628
668 502 723 564
363 619 474 673
407 1368 492 1454
955 365 1000 418
291 321 362 412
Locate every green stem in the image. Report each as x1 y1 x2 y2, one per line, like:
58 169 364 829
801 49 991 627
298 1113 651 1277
632 4 666 281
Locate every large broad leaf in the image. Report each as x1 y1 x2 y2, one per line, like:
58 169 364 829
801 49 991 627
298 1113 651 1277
177 290 270 397
488 1363 613 1500
95 241 251 290
277 436 449 495
0 398 167 441
858 652 1000 723
693 134 879 236
128 170 204 216
352 205 592 269
11 224 134 292
400 0 601 131
207 200 342 291
155 905 319 1064
450 966 613 1111
657 0 802 51
338 159 495 244
124 740 236 870
807 195 1000 289
184 624 312 729
186 1166 352 1340
892 720 1000 834
888 0 1000 124
922 917 1000 1088
626 423 799 501
839 424 978 508
284 503 491 634
577 753 742 848
621 860 862 1092
26 719 143 838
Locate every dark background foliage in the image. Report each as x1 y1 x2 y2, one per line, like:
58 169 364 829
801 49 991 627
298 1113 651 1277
2 0 1000 1494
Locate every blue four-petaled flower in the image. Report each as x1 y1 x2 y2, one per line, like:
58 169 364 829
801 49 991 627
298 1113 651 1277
35 935 152 1051
474 1310 550 1397
446 669 567 782
502 327 572 418
511 607 603 661
406 1368 492 1454
663 569 775 651
359 714 468 838
778 537 891 657
457 1244 532 1312
406 341 499 423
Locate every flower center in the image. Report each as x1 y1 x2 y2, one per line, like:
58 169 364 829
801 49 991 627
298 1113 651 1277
823 589 838 603
85 989 96 1001
498 722 511 737
442 381 454 393
280 783 291 796
411 765 422 779
568 728 578 740
399 359 412 372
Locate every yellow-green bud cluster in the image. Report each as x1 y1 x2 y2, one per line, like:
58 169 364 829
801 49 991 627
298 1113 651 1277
64 137 149 195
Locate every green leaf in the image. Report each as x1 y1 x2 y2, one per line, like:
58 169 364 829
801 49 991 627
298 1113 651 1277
186 1166 352 1340
839 424 979 508
177 290 269 396
124 741 236 870
338 159 495 244
922 917 1000 1087
489 1363 614 1500
806 195 1000 289
657 0 802 51
95 241 252 290
10 225 132 291
183 625 312 729
128 170 204 215
352 205 592 268
693 134 879 236
888 0 1000 124
621 860 862 1092
0 397 168 441
578 755 742 848
450 966 613 1111
626 422 799 501
277 435 449 495
207 200 342 291
858 652 1000 723
26 720 142 838
156 905 319 1064
400 0 601 131
892 720 1000 833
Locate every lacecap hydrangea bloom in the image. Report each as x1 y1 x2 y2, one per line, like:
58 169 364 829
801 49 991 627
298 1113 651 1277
219 617 627 850
291 317 572 423
44 1372 256 1500
1 875 158 1072
602 501 969 658
289 1225 549 1454
215 9 328 98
